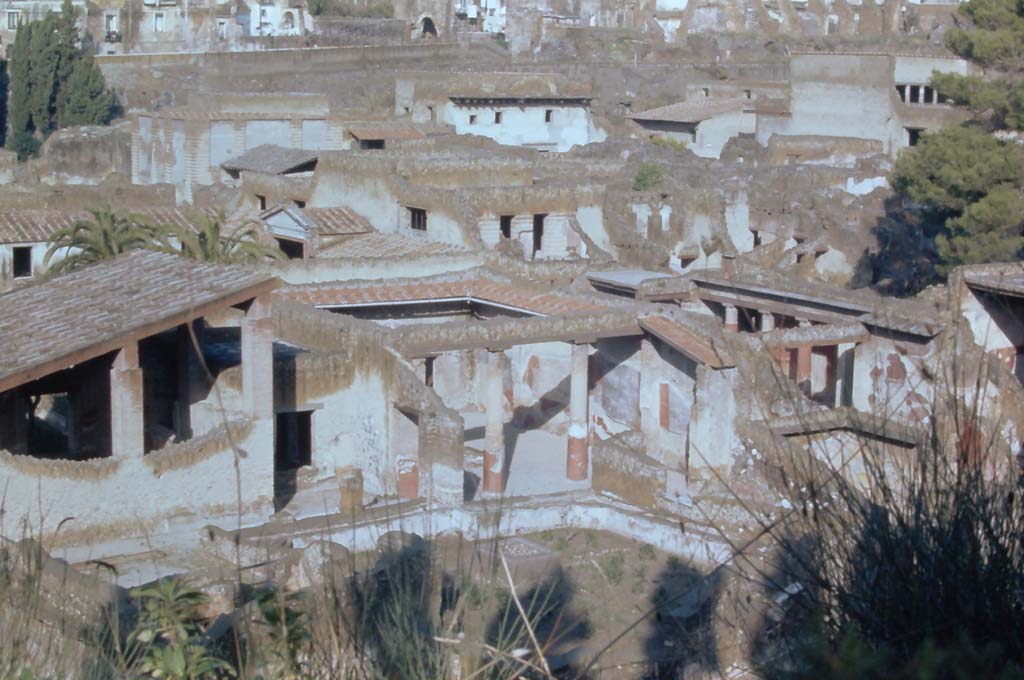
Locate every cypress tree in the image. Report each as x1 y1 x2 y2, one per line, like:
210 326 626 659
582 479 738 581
27 13 60 135
56 55 114 127
3 0 116 158
0 59 8 148
5 23 36 158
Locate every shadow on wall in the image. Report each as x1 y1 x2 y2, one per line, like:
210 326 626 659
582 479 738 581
642 557 723 679
857 194 942 297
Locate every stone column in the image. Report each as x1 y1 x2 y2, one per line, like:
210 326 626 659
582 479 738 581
538 212 571 259
482 350 506 494
110 343 145 459
638 338 660 451
510 215 534 259
567 343 590 481
760 312 775 331
242 294 274 421
796 333 813 396
724 304 739 332
835 342 857 407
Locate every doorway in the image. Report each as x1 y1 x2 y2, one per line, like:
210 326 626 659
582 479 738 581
274 410 312 510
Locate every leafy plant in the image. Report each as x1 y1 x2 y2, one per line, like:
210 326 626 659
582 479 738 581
44 204 166 273
599 553 625 585
633 162 664 191
164 211 284 265
255 586 310 679
128 578 234 680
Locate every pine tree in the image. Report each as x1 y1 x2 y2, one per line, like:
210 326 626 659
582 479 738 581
885 0 1024 280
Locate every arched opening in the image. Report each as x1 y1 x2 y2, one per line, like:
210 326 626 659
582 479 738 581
421 16 438 37
282 11 295 30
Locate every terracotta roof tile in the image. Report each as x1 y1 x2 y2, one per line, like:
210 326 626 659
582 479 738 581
347 125 424 141
315 233 463 259
277 277 604 316
302 207 372 236
0 250 277 390
222 145 318 175
629 98 750 124
0 208 216 245
639 315 736 368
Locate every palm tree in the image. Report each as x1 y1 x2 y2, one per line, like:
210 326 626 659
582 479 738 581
167 210 284 265
44 205 165 274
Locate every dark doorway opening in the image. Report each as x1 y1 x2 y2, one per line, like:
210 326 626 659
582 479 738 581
12 246 32 278
421 16 437 37
500 215 513 239
532 214 546 257
906 127 924 147
275 237 305 260
274 410 313 510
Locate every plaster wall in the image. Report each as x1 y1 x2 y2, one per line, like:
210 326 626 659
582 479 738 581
724 189 754 253
314 371 393 495
693 111 756 159
442 103 606 152
309 174 401 233
851 337 935 425
576 204 611 253
0 243 59 288
0 419 273 542
272 253 486 284
960 288 1023 354
893 55 969 83
641 339 698 470
759 54 902 154
686 366 741 472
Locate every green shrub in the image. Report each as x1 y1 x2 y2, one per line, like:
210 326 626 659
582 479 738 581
651 135 689 151
633 162 664 191
600 553 625 585
6 131 39 161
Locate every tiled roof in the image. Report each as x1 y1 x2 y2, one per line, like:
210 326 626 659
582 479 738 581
315 233 468 259
639 314 736 368
0 250 278 392
756 322 870 349
0 208 216 245
961 262 1024 297
136 111 325 122
277 277 605 316
347 125 424 141
689 269 942 339
221 145 318 175
770 406 926 446
629 98 750 124
303 207 373 236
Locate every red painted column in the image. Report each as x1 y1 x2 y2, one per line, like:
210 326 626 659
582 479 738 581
482 350 506 493
567 343 590 481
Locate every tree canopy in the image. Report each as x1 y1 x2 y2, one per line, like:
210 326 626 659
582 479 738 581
885 0 1024 282
3 0 115 159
